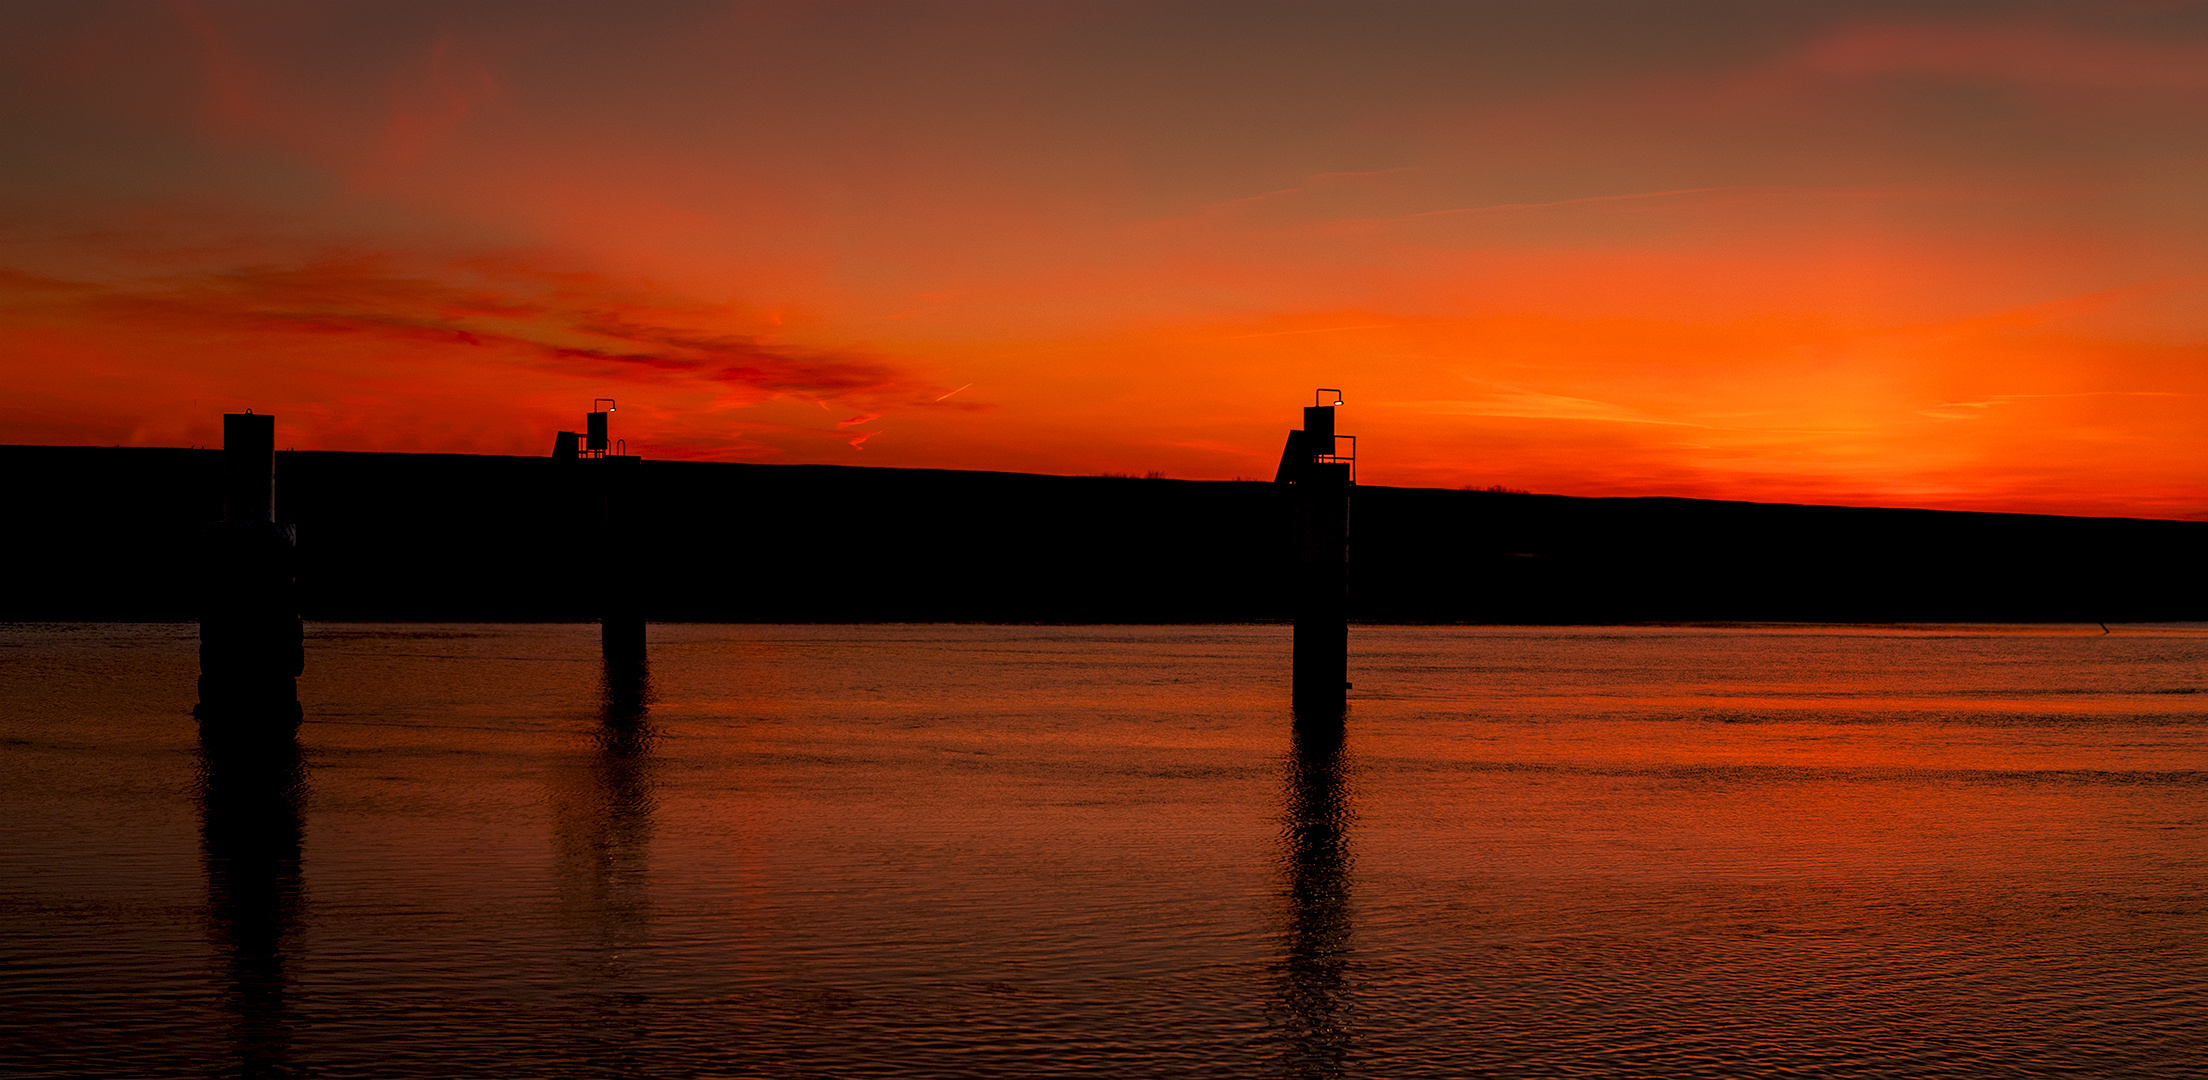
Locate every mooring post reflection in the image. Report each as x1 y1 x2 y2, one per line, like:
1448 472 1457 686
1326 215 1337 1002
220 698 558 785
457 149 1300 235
1277 710 1354 1077
198 723 307 1079
549 651 657 1069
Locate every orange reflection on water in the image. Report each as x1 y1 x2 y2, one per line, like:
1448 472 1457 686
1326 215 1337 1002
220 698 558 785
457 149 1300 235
3 622 2204 1076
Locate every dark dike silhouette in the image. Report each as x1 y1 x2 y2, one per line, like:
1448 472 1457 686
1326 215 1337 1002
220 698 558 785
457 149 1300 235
8 445 2204 623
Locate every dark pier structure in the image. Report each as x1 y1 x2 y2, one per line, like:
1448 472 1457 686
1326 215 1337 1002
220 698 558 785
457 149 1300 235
195 413 303 730
1276 391 1355 715
7 443 2207 627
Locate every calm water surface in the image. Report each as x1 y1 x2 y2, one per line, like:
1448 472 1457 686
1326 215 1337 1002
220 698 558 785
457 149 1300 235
3 623 2205 1077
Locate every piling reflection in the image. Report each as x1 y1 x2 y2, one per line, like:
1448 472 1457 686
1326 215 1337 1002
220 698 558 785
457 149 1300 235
198 722 307 1079
1277 710 1354 1078
549 652 658 1069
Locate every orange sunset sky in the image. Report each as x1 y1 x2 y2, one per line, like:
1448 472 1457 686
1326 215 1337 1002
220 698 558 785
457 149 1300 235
2 1 2205 518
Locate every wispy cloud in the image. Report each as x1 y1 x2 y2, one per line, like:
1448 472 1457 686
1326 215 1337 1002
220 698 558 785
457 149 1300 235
0 245 963 407
1924 391 2195 420
1795 22 2208 91
1400 392 1708 428
1394 186 1741 223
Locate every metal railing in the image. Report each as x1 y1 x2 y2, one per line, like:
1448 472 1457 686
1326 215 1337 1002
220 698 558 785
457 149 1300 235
1313 434 1356 483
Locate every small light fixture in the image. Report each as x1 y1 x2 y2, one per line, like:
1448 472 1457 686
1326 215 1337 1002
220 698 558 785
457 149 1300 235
1316 388 1344 407
594 398 617 413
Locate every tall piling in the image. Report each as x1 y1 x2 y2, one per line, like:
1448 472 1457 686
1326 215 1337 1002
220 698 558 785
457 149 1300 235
598 453 645 663
196 412 304 729
1276 392 1353 716
563 400 647 663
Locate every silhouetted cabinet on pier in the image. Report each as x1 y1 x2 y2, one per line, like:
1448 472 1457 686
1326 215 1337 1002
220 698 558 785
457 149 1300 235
196 412 303 729
1277 392 1353 715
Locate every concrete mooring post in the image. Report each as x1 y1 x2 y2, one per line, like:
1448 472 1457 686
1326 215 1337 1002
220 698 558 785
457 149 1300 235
1276 390 1354 715
196 412 304 729
597 452 645 664
561 400 645 664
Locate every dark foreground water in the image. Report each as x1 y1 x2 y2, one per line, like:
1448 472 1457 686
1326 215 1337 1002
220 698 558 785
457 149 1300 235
3 623 2205 1078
